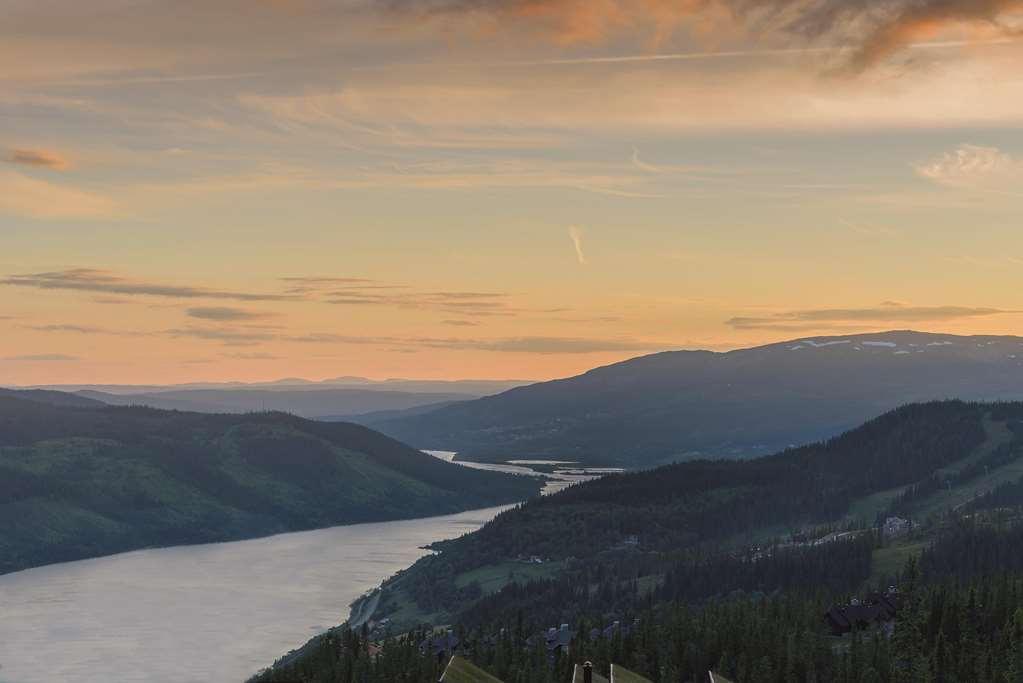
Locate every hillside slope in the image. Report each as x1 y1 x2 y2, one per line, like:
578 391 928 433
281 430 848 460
368 331 1023 466
256 400 1023 682
0 387 104 408
0 397 541 575
355 400 1023 630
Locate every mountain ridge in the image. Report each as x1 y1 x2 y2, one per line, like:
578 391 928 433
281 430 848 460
364 331 1023 466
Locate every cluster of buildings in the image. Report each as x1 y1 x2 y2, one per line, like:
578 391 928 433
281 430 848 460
527 619 636 656
422 618 638 664
882 516 913 539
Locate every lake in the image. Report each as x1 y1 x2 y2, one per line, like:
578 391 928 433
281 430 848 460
424 451 621 495
0 454 618 682
0 506 509 683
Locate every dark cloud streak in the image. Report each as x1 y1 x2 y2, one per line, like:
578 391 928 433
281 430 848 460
186 306 276 321
385 0 1023 70
727 304 1017 330
3 269 297 302
6 148 71 170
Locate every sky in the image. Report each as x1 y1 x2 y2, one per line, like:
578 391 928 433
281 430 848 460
3 0 1023 384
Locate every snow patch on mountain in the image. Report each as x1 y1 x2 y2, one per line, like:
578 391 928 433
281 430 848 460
804 340 852 348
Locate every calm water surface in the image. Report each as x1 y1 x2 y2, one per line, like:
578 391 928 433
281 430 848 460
0 453 618 683
424 451 621 495
0 506 508 683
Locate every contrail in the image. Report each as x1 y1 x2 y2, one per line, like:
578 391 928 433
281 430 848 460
568 226 587 265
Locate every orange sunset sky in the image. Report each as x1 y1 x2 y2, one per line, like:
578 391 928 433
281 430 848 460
3 0 1023 384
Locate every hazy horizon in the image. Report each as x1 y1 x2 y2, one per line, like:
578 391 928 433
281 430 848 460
6 328 1019 387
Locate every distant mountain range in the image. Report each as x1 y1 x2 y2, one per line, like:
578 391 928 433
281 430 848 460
0 387 104 409
0 392 540 575
74 387 475 419
364 331 1023 467
4 378 528 421
23 377 528 396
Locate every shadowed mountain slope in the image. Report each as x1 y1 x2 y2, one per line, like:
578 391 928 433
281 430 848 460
0 396 540 575
367 331 1023 466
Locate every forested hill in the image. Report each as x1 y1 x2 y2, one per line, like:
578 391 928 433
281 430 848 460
0 396 541 575
255 400 1023 682
324 400 1023 638
0 387 104 408
257 515 1023 683
366 331 1023 466
460 401 990 560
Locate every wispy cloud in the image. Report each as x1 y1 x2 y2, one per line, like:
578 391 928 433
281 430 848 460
29 324 116 334
291 276 517 318
186 306 276 321
446 336 659 354
1 268 570 322
3 269 296 302
915 144 1023 194
280 276 379 293
26 323 154 338
224 351 282 360
0 171 114 219
6 148 71 170
165 327 278 347
291 332 668 354
568 225 587 265
726 303 1017 330
3 353 79 362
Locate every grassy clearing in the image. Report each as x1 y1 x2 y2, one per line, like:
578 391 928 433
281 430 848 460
846 487 906 524
849 416 1019 524
915 457 1023 519
870 538 928 585
455 561 565 596
611 664 653 682
937 416 1014 477
376 584 450 630
442 656 504 683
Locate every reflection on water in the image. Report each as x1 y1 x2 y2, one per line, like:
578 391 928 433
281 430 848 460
0 507 508 683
